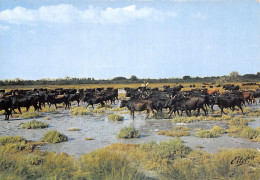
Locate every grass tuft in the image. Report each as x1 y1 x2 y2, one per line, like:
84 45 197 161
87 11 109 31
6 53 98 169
67 128 80 131
108 114 124 121
157 130 190 137
70 107 91 115
19 110 42 119
85 137 94 141
116 127 140 139
22 120 48 129
41 130 68 143
0 135 26 146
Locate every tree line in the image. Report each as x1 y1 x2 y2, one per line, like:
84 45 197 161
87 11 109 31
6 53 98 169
0 72 259 86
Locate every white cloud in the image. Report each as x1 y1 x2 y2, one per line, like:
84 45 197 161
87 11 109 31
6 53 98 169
0 4 177 24
0 24 9 31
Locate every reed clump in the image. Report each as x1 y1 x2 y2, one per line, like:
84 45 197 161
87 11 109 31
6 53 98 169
157 130 190 137
116 127 140 139
70 107 91 115
108 114 124 121
67 128 80 131
22 120 48 129
41 130 68 143
19 110 42 119
196 126 225 138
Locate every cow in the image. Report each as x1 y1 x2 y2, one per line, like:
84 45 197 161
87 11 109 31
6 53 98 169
47 94 69 109
217 93 244 115
0 97 12 120
168 96 208 117
120 99 154 119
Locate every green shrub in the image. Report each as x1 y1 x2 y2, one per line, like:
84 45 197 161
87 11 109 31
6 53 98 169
196 130 217 138
157 130 190 137
41 130 68 143
149 112 170 119
240 127 259 139
70 107 91 115
78 149 145 179
41 106 59 113
228 116 248 126
0 136 26 146
92 108 105 114
85 137 94 141
116 127 140 139
139 138 192 162
22 120 48 129
19 110 42 119
228 126 245 137
111 107 127 111
108 114 124 121
211 125 225 135
172 126 191 131
67 128 80 131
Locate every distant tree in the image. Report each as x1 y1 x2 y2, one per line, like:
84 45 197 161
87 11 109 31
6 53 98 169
130 75 138 81
229 71 239 81
112 76 127 81
183 76 191 80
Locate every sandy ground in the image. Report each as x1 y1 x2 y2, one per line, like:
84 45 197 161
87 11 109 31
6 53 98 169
0 100 259 157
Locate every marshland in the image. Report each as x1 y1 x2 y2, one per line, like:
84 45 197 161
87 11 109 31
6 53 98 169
0 82 259 179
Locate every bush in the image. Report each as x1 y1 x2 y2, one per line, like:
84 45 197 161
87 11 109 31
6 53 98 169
19 110 42 119
211 125 225 135
92 109 105 114
108 114 124 121
240 127 259 139
157 130 190 137
41 130 68 143
70 107 91 115
78 149 145 179
149 112 170 119
67 128 80 131
196 129 217 138
116 127 140 139
22 120 48 129
172 126 191 131
85 137 94 141
228 116 248 126
41 106 59 113
139 138 192 163
0 136 26 146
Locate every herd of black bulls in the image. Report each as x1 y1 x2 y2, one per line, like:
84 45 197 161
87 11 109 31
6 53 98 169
0 84 260 120
0 88 118 120
120 85 260 119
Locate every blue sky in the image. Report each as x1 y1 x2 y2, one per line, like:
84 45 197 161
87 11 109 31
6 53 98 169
0 0 259 80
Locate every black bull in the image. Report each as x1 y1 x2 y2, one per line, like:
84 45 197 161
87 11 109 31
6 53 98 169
168 97 208 117
120 100 154 119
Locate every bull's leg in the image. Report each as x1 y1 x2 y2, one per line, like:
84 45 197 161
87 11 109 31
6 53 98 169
196 108 200 116
18 107 22 114
220 107 227 115
55 103 58 109
201 106 207 116
168 107 174 118
145 110 150 119
132 110 135 120
77 100 80 107
239 105 244 115
185 109 190 117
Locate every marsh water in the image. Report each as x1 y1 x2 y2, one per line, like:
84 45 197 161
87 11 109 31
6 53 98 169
0 97 259 157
